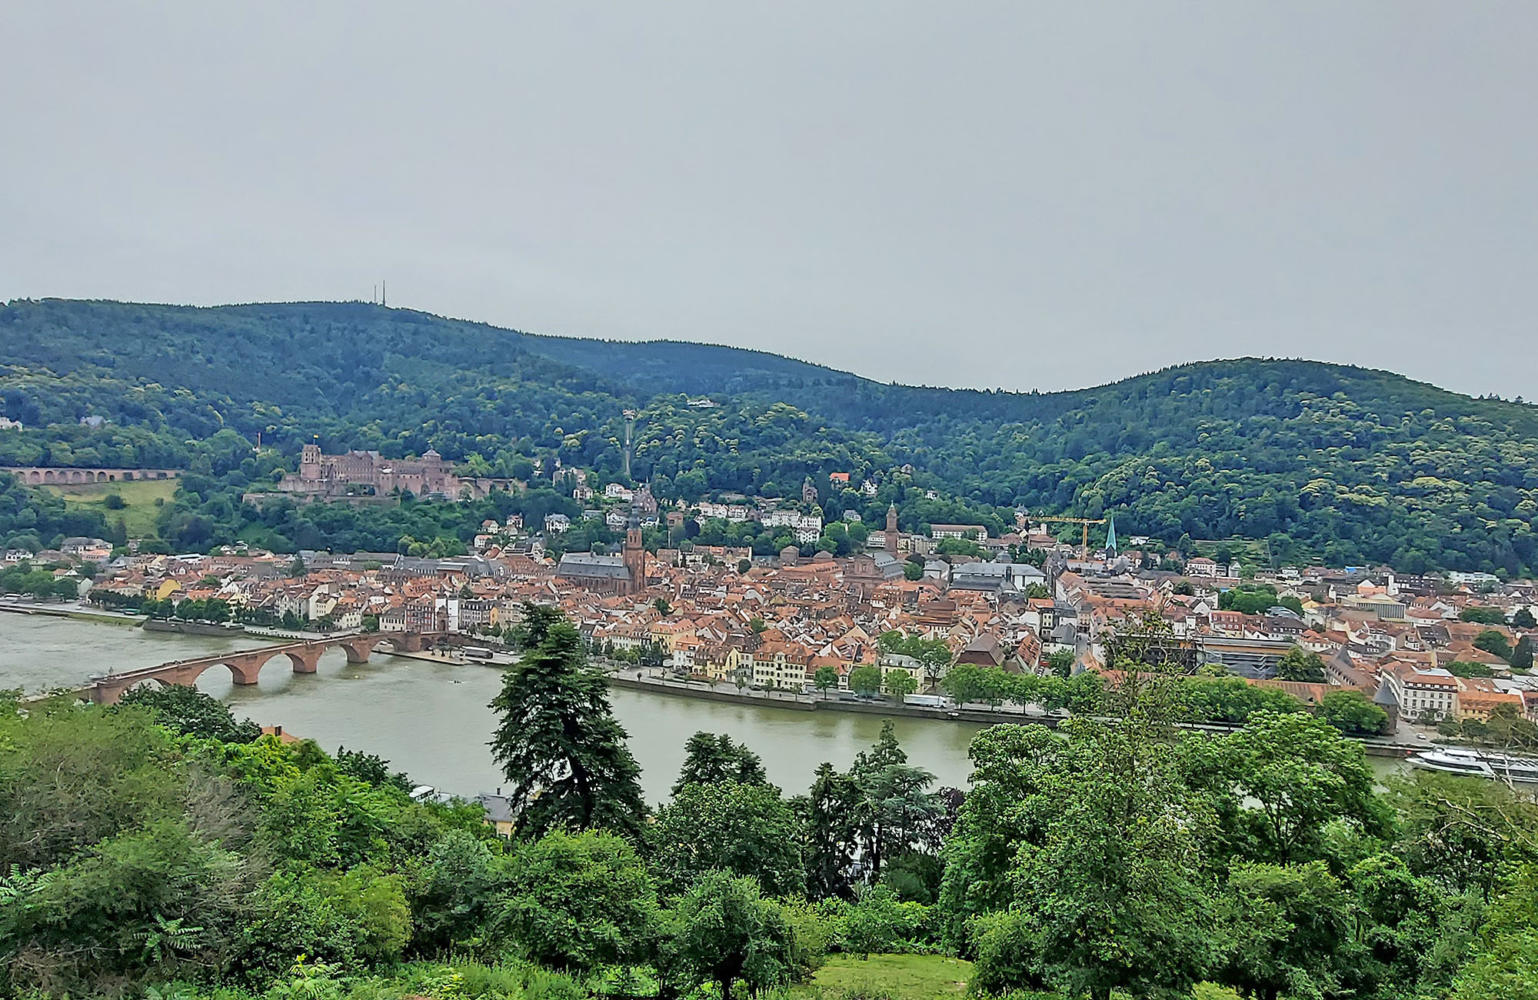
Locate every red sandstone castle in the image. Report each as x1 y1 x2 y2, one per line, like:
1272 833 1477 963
275 443 464 499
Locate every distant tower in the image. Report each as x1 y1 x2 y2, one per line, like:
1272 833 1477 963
622 505 645 595
300 442 323 481
1104 515 1118 557
885 503 899 557
622 409 636 479
802 475 818 506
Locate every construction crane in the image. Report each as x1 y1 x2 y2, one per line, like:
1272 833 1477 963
1033 515 1107 561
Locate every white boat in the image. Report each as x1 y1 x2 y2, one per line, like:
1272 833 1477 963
1409 746 1538 784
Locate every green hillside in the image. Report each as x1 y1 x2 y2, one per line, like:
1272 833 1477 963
0 298 1534 574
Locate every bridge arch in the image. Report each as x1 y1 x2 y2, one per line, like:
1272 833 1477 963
178 659 263 688
119 676 176 698
337 635 384 664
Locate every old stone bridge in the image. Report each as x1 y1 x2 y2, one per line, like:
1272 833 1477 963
83 631 449 704
3 466 182 485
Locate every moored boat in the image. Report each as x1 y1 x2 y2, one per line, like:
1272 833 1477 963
1409 746 1538 783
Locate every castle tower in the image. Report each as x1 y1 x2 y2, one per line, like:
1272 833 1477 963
299 443 323 481
885 503 899 557
622 506 645 595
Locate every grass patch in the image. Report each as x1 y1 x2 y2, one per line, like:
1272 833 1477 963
45 478 178 538
796 954 973 999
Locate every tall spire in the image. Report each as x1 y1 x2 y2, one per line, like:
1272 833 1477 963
1105 514 1117 555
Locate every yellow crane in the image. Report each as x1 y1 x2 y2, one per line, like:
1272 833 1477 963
1034 515 1107 561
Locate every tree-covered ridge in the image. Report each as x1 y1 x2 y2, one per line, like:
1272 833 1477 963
1 298 1535 573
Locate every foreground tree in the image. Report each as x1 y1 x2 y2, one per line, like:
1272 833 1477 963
668 871 796 1000
502 830 656 973
803 762 861 900
672 732 768 795
937 725 1067 951
650 781 803 896
1216 710 1389 865
974 719 1216 1000
0 700 185 870
1214 860 1357 1000
488 613 646 840
410 829 509 956
119 683 261 743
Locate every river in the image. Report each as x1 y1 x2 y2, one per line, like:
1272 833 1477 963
0 614 985 802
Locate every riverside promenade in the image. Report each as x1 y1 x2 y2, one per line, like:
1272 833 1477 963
600 667 1418 758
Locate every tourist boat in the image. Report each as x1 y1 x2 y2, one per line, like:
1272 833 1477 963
1409 746 1538 783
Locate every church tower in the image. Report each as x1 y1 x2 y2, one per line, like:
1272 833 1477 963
622 506 645 595
885 503 899 557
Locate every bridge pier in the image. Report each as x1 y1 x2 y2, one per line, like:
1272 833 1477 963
227 660 262 686
287 647 324 674
339 636 382 663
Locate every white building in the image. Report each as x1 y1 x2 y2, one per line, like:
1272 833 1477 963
1386 665 1459 723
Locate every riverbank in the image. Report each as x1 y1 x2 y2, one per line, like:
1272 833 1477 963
602 669 1416 758
0 601 145 627
605 672 1065 726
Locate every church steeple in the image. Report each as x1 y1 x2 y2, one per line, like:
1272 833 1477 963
622 503 644 594
885 503 899 557
1104 515 1117 556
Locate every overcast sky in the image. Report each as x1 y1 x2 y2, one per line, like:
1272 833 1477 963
3 2 1534 397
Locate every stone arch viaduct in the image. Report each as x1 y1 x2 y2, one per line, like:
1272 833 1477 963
2 466 182 485
83 631 443 705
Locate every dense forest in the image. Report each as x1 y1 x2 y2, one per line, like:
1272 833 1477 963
1 606 1534 999
1 298 1535 574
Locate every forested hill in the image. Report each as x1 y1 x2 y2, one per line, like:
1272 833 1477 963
1 298 1535 574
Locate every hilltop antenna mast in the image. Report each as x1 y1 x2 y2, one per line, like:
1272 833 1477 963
381 280 386 307
622 409 636 479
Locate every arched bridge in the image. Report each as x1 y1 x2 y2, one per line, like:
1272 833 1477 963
83 631 447 704
2 466 183 485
